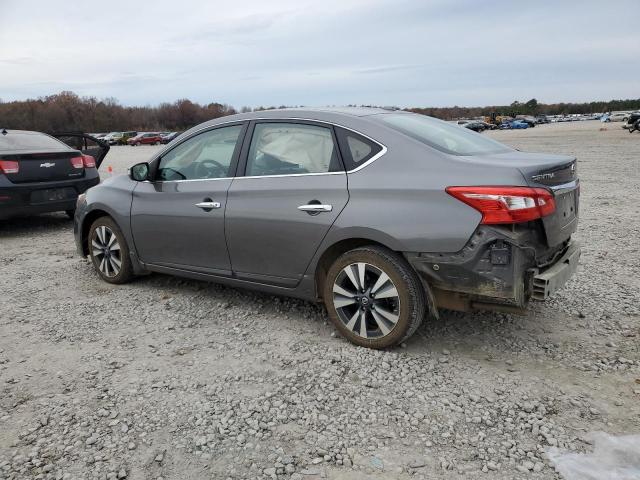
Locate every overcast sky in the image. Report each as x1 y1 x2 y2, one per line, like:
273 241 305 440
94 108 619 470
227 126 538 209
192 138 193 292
1 0 639 108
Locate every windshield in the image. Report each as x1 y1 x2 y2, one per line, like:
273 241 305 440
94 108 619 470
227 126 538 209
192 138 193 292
375 113 512 156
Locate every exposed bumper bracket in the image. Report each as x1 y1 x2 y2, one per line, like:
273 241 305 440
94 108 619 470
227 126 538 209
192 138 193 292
531 241 581 300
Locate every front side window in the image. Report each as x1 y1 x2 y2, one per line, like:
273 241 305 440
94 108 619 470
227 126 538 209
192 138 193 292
157 125 243 181
246 123 341 176
376 113 512 156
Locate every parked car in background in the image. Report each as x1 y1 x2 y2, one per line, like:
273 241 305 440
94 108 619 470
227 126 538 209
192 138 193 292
0 130 108 219
623 112 640 133
500 120 529 130
463 121 486 132
515 116 537 128
116 131 137 145
606 112 630 122
103 132 123 145
535 115 550 124
127 132 162 146
74 108 580 349
161 132 180 144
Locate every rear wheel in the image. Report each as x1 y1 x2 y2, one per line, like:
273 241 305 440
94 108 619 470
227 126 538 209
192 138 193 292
88 216 133 284
323 246 426 349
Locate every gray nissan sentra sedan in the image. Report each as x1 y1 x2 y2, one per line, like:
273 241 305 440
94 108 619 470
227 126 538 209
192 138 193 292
74 107 580 348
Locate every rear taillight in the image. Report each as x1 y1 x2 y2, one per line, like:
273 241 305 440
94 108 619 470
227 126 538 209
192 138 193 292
82 154 96 168
70 156 84 169
446 186 555 224
0 160 19 174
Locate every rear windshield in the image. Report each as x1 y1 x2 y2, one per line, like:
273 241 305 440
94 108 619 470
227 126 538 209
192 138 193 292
0 131 69 152
375 113 512 156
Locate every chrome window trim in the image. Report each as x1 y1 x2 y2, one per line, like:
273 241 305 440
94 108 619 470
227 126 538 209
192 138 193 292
149 177 233 183
234 171 345 180
151 116 388 183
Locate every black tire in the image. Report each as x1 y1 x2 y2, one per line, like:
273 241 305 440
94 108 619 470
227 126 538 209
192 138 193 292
88 216 133 284
65 209 75 219
323 246 426 349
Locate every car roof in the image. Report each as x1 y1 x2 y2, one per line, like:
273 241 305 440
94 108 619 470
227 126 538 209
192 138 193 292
191 107 405 134
207 106 397 124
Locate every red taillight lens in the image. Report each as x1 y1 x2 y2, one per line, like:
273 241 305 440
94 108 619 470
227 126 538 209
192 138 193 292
82 154 96 168
446 186 555 224
70 156 84 169
0 160 19 174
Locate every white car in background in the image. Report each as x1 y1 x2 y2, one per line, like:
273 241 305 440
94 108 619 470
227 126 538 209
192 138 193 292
103 132 123 145
607 112 630 122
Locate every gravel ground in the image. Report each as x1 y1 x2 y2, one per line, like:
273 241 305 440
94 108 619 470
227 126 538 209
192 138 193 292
0 121 638 480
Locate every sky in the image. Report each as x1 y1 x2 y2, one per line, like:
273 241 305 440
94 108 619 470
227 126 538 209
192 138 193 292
0 0 639 108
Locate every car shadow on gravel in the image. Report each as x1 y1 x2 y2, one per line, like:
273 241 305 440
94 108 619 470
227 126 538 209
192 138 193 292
408 308 542 356
0 213 72 237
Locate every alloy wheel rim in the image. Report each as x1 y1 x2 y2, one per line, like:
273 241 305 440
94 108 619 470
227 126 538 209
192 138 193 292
91 226 122 277
332 262 401 339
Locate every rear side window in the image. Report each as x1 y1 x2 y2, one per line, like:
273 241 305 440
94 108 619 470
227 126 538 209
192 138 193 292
0 132 69 152
246 123 342 176
376 113 512 156
335 127 382 171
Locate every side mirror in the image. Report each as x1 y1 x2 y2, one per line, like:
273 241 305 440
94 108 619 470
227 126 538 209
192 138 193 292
130 162 150 181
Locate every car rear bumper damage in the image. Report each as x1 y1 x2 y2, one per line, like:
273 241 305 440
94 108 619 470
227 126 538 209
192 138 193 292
0 174 99 219
406 225 580 314
530 241 580 300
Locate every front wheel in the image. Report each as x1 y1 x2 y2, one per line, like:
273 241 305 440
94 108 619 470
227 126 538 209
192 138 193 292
323 246 426 349
88 216 133 284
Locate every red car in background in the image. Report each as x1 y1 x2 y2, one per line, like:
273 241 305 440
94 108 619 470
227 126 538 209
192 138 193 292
127 132 162 146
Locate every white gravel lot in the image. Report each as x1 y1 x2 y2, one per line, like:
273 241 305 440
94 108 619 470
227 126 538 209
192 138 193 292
0 121 638 480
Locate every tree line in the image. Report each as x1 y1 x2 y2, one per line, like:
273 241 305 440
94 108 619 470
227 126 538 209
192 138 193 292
0 91 238 134
406 98 640 120
2 91 640 133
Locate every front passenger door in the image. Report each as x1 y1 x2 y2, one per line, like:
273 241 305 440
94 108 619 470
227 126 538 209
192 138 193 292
131 123 246 275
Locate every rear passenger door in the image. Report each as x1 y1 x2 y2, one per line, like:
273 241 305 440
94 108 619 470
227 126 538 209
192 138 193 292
226 120 348 287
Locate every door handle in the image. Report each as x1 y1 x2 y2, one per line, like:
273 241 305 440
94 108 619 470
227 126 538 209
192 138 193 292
195 201 221 210
298 204 333 212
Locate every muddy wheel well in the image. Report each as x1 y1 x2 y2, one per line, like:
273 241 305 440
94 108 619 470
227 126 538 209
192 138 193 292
314 238 389 299
80 210 110 256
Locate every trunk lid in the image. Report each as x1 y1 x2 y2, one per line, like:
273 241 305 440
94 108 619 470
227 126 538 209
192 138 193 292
470 151 579 247
4 151 85 183
515 154 578 248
